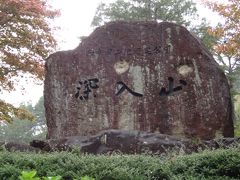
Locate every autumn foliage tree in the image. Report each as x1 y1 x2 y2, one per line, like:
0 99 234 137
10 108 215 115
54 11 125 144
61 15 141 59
203 0 240 88
0 0 58 122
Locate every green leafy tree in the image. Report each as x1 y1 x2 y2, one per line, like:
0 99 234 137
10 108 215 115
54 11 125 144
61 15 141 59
31 96 45 130
0 96 46 143
190 18 219 52
0 117 36 143
92 0 215 53
92 0 198 27
0 0 59 122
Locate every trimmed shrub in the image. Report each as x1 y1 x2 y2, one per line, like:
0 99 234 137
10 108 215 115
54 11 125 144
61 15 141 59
0 148 239 179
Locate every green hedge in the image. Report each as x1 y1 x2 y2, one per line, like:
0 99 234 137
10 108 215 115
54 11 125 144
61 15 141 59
0 148 240 179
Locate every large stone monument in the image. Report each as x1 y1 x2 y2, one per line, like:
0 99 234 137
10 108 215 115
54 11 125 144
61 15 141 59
45 21 234 140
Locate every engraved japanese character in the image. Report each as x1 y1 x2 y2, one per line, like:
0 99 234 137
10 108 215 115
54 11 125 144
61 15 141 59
115 81 143 97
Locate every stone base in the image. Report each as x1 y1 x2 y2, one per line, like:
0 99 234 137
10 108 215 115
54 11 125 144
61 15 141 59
2 130 239 154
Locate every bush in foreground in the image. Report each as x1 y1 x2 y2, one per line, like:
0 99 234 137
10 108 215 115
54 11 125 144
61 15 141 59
0 148 239 179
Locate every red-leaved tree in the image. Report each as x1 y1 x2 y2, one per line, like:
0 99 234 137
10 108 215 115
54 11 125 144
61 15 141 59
0 0 59 122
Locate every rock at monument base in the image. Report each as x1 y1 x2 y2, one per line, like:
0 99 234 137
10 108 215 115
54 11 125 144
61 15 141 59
1 130 239 154
45 21 234 140
30 130 240 155
3 142 41 152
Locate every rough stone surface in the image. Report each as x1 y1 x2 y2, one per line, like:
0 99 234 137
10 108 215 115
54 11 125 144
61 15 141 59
45 21 233 140
29 130 240 154
1 130 239 154
3 142 41 152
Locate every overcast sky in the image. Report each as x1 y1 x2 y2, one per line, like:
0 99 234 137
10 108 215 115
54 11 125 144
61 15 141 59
1 0 222 106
